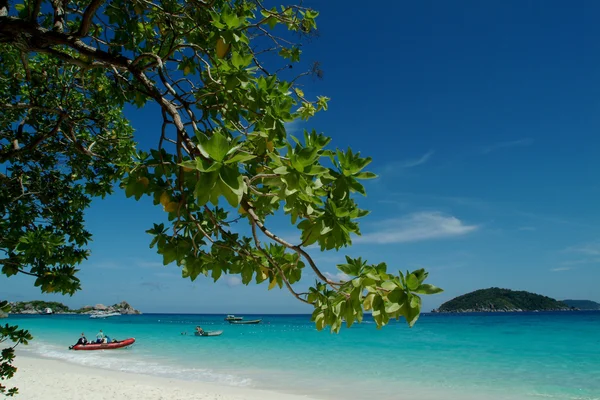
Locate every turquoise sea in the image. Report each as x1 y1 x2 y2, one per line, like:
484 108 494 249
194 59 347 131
9 312 600 400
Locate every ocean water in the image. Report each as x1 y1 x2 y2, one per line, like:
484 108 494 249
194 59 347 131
8 312 600 400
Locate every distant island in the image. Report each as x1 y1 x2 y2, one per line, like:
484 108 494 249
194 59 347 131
562 299 600 310
432 288 574 313
8 300 141 315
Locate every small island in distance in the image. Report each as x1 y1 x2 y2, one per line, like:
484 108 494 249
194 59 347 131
562 299 600 310
432 288 576 313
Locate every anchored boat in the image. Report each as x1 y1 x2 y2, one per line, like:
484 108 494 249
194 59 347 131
224 315 243 321
90 312 121 319
228 319 261 325
194 330 223 337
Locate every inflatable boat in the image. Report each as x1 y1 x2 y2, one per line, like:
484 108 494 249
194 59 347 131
70 338 135 350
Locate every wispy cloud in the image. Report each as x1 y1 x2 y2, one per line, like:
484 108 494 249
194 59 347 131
518 226 536 231
550 267 573 272
380 150 435 176
285 120 303 135
355 212 479 244
130 258 164 268
324 271 350 282
560 258 600 266
140 281 166 291
224 276 242 287
398 150 435 169
567 241 600 256
481 138 534 154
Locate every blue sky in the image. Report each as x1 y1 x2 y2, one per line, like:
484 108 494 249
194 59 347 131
4 1 600 313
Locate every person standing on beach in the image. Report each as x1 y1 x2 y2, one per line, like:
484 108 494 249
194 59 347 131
96 330 105 343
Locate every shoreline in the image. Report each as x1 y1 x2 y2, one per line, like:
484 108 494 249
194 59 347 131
10 354 318 400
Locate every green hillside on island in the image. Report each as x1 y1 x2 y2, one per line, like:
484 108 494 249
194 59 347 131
9 300 141 315
434 288 573 313
562 300 600 310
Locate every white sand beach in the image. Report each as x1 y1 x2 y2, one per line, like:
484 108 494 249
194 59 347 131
10 355 317 400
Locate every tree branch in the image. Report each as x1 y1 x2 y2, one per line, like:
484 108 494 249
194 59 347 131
50 0 67 32
241 198 336 287
0 112 67 162
0 0 8 17
77 0 105 37
30 0 43 21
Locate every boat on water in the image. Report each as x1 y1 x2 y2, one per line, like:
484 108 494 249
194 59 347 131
39 308 53 315
194 330 223 337
228 319 262 325
224 315 243 321
89 312 121 319
69 338 135 351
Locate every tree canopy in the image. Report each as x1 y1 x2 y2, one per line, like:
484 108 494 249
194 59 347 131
1 0 441 394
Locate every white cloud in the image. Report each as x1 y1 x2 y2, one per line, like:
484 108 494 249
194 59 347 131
224 276 242 287
481 138 534 154
284 120 303 135
550 267 572 272
324 271 350 282
355 212 478 244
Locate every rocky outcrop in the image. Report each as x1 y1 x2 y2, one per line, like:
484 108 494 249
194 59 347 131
0 310 7 318
8 301 142 315
112 301 141 315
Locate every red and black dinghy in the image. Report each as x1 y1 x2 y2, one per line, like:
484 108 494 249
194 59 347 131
70 338 135 350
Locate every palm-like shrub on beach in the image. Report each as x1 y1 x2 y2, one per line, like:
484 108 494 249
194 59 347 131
0 0 442 393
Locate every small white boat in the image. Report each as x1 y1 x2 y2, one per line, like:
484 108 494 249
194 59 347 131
194 330 223 337
89 312 121 319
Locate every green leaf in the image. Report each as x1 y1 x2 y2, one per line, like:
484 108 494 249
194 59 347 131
225 152 256 164
197 131 231 162
217 178 242 207
212 266 222 282
178 160 197 170
414 284 443 295
406 273 419 291
355 171 377 179
387 289 407 305
385 302 401 313
195 172 218 206
381 280 398 291
363 293 374 311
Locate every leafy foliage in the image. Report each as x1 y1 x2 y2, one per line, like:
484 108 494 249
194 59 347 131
1 0 442 392
0 302 33 396
436 288 570 312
